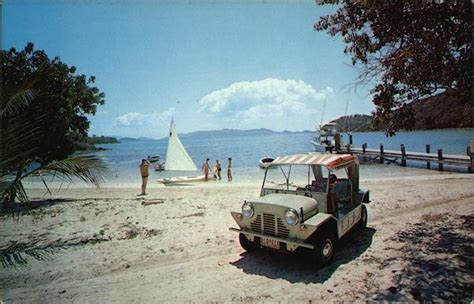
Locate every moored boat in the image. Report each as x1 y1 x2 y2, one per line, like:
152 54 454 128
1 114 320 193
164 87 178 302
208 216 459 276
311 122 345 153
259 157 275 168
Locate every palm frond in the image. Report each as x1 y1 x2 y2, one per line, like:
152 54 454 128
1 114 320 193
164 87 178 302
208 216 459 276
13 181 29 203
1 111 47 174
29 155 109 188
1 89 36 117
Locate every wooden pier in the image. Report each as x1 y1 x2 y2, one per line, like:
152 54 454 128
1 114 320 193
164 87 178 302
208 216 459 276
338 136 474 173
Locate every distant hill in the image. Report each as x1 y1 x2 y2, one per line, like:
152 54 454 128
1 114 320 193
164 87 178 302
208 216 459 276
330 92 472 132
75 135 119 152
87 135 120 144
119 136 156 142
408 92 472 129
330 114 374 132
179 128 312 138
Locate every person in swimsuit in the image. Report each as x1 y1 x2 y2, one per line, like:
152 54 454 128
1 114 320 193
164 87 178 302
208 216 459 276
214 160 222 180
227 158 232 181
140 159 150 195
202 158 211 181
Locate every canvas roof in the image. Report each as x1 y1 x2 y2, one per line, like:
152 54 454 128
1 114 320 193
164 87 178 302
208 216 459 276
270 153 358 170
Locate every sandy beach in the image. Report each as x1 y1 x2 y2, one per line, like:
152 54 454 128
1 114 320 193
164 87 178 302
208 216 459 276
1 171 473 303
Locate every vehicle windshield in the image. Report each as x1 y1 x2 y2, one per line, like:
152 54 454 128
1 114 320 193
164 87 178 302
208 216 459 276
263 164 331 193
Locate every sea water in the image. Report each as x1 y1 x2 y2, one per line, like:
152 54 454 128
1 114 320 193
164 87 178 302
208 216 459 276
95 129 474 185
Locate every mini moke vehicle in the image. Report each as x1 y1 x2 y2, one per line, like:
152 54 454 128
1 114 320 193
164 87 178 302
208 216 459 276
230 153 370 265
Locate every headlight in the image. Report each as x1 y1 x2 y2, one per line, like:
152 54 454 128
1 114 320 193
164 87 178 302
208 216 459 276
242 202 255 218
285 209 299 225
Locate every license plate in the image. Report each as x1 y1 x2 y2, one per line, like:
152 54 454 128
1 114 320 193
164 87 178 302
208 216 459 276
261 237 280 249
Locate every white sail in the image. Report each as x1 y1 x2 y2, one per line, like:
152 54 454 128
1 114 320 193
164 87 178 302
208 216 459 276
164 120 198 171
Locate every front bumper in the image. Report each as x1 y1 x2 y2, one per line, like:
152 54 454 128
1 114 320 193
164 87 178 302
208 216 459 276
229 227 314 250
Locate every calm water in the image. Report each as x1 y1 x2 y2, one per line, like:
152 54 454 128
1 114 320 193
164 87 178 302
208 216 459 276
97 129 473 184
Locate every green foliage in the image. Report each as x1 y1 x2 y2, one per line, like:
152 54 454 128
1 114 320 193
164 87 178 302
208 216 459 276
1 43 108 205
2 42 105 164
87 135 120 145
315 1 473 135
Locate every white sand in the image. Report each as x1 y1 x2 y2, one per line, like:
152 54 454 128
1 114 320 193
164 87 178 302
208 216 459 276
1 172 473 303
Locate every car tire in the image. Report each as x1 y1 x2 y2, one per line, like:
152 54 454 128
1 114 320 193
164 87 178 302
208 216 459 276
239 233 258 252
314 232 336 266
358 204 368 230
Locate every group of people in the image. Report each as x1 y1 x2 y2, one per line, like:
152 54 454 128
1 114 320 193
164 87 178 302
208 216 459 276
201 158 232 181
138 157 233 195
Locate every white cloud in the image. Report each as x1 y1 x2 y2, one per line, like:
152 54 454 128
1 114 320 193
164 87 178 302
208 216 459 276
115 108 175 127
112 108 175 138
199 79 333 130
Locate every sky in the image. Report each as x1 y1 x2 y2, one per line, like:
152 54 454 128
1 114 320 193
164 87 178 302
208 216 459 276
3 0 374 139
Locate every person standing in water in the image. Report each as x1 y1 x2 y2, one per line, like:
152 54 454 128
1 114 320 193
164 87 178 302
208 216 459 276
140 159 150 195
202 158 211 181
214 160 222 180
227 158 232 181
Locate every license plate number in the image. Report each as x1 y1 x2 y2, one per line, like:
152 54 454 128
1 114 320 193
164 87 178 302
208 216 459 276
261 237 280 249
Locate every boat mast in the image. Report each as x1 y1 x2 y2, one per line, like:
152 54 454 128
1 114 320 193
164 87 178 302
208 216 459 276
320 95 327 128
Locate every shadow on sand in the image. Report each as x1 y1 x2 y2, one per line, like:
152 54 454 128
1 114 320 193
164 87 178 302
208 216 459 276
0 198 76 217
370 214 473 302
231 227 376 284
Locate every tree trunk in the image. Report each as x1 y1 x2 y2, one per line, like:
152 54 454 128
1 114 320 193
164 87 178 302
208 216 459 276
2 168 24 207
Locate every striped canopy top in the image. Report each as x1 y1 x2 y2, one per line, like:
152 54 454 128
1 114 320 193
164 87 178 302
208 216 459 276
270 153 358 170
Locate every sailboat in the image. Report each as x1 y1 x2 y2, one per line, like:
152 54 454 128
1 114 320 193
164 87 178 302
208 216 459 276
158 120 208 184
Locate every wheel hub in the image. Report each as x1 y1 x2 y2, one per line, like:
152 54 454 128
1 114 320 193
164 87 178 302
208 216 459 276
323 241 332 257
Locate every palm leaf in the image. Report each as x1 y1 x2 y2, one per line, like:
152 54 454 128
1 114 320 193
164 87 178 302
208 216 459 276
1 89 36 117
28 155 109 188
1 69 43 117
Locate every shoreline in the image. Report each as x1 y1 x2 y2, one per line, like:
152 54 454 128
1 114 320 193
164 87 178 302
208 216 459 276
20 169 472 191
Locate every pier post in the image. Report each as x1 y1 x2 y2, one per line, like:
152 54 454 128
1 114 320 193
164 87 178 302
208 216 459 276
363 143 367 154
380 144 384 164
426 144 431 169
335 133 341 151
401 144 406 167
438 149 444 171
469 141 474 173
349 133 353 145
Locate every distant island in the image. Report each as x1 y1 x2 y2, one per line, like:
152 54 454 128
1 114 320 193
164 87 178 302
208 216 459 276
179 128 312 139
87 135 120 144
75 135 120 151
331 92 472 132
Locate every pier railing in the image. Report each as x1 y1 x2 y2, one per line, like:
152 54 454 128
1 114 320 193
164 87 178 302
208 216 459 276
339 137 474 173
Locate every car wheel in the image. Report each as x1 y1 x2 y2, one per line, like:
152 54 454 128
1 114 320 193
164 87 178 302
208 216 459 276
314 232 336 266
239 233 258 252
358 204 368 230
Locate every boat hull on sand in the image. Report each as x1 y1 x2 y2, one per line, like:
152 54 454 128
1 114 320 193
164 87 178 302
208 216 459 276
158 175 215 184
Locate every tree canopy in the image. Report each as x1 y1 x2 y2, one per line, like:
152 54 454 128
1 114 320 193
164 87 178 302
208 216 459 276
2 43 105 164
1 43 106 204
315 0 472 134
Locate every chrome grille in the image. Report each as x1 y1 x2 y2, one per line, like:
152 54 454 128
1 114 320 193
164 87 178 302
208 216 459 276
263 213 276 235
250 214 262 233
250 213 290 238
277 217 290 238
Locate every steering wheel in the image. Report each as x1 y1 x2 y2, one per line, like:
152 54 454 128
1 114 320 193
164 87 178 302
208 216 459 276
303 185 313 197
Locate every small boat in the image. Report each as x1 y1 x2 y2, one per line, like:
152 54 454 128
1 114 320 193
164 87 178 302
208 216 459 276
159 175 215 184
147 155 165 171
157 120 207 184
147 155 162 163
311 122 345 153
154 162 165 171
259 157 275 168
